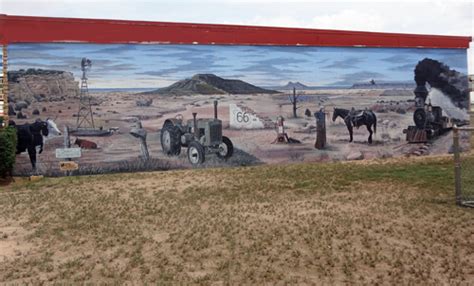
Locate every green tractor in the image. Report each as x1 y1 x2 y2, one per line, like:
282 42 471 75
160 100 233 165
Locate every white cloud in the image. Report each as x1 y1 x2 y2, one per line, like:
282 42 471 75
309 9 386 32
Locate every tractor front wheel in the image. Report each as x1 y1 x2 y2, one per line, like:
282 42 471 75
187 141 205 165
217 136 233 159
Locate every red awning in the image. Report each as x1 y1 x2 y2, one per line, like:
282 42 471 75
0 14 471 48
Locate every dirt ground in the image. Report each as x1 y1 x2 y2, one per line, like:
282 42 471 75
12 89 468 175
0 155 473 284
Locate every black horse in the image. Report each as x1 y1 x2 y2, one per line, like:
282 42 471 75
332 108 377 144
9 119 49 170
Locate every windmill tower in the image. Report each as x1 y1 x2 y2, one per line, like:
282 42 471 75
75 58 95 130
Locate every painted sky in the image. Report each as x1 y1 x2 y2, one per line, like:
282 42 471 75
8 43 468 88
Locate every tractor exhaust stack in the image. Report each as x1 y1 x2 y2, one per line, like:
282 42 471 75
192 112 199 138
214 100 218 119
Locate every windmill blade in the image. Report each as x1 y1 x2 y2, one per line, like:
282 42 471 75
81 58 92 71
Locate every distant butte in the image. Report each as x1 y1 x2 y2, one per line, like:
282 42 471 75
142 74 280 95
280 81 309 90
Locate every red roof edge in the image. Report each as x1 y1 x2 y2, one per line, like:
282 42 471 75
0 14 471 48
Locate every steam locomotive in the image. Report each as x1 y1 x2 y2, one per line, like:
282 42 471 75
404 84 450 143
404 58 469 143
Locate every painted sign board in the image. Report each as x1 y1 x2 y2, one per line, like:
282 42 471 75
55 148 82 159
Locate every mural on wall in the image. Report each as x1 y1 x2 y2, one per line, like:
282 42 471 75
6 43 470 175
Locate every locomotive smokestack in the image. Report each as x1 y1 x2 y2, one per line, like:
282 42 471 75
214 100 218 119
192 112 198 138
414 85 429 108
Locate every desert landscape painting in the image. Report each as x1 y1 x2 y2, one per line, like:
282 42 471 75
6 43 470 175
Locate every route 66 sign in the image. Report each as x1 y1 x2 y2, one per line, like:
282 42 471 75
229 104 265 129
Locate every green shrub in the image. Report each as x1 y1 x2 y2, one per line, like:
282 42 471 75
0 126 17 177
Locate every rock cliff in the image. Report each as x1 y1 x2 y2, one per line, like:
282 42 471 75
8 69 79 102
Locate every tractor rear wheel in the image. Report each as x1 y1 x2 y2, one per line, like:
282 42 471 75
187 141 205 165
217 136 233 159
161 122 181 156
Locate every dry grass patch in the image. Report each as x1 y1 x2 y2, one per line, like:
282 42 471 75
0 156 473 284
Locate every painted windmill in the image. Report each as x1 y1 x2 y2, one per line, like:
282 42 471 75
75 58 95 130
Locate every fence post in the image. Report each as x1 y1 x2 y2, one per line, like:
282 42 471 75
469 110 474 151
64 126 72 176
453 126 462 205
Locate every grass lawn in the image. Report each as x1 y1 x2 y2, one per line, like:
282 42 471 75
0 155 473 284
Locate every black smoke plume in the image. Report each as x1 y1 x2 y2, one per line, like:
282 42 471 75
414 58 469 109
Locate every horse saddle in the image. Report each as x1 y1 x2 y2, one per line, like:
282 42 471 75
353 111 365 118
351 111 366 127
